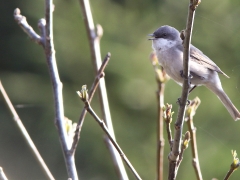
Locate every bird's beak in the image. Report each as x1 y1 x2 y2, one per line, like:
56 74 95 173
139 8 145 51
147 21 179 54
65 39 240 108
148 34 155 40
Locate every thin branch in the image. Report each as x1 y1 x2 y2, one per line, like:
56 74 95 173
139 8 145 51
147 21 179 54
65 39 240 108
71 52 111 154
224 150 240 180
0 81 55 180
14 4 79 180
38 18 47 47
44 0 78 179
77 87 142 180
13 8 43 45
156 71 165 180
0 167 8 180
224 169 235 180
185 97 202 180
177 131 190 168
168 0 200 179
150 51 169 180
103 136 129 179
163 104 173 147
78 0 128 179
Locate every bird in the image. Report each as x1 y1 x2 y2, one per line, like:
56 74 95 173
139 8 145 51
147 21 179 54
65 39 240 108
149 25 240 121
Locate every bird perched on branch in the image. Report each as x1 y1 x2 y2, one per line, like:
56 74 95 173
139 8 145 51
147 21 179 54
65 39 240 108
149 25 240 120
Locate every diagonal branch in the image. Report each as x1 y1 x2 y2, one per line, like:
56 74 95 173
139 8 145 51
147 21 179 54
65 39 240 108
14 8 43 45
78 0 128 179
77 87 142 180
0 167 8 180
0 81 55 180
71 52 111 154
224 150 240 180
177 131 190 168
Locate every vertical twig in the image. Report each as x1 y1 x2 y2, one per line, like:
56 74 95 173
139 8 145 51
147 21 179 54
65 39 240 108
78 0 128 179
44 1 78 179
150 52 169 180
163 104 173 147
156 80 165 180
186 97 202 180
0 81 55 180
168 0 200 179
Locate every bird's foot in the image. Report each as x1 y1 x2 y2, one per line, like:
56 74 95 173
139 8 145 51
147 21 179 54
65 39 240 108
176 98 191 106
180 70 193 79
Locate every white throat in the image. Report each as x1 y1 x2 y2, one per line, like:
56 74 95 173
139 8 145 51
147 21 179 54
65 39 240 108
152 38 177 52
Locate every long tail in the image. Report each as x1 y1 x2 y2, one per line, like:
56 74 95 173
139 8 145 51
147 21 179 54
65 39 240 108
206 84 240 121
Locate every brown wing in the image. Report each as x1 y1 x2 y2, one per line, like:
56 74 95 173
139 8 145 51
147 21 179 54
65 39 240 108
190 45 229 78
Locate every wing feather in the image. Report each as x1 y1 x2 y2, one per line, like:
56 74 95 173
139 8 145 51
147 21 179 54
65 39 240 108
176 44 229 78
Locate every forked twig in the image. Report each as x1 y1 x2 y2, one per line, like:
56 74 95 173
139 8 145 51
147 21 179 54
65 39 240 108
13 8 43 45
71 53 111 154
0 81 54 180
77 86 142 180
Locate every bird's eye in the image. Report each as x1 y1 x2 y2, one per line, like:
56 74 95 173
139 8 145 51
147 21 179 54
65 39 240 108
163 33 167 37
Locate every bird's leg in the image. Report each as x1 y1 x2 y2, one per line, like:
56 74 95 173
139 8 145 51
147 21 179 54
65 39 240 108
176 98 191 106
189 85 197 93
180 70 200 93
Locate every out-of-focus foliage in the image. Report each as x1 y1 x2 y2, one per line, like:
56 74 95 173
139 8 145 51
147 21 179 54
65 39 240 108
1 0 240 179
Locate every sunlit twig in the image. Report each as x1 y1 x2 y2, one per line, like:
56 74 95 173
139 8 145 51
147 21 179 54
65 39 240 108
71 53 111 154
77 86 142 180
185 97 202 180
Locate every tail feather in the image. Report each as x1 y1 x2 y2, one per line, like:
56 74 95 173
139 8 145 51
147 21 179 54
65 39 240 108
206 85 240 121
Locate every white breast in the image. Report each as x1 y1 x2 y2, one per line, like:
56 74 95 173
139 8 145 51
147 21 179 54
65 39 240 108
152 39 184 85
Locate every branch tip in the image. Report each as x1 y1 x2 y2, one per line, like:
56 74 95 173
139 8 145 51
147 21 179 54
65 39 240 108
163 103 174 123
231 150 239 170
14 8 21 16
96 24 103 39
77 85 89 102
186 97 201 119
183 131 190 149
38 18 46 26
107 52 111 57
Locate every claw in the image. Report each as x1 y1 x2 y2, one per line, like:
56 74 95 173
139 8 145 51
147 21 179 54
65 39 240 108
180 70 193 79
176 98 191 106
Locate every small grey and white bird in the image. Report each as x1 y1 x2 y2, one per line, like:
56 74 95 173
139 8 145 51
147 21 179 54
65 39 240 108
149 25 240 120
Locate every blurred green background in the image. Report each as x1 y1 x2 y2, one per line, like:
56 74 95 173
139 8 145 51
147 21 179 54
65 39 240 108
1 0 240 179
